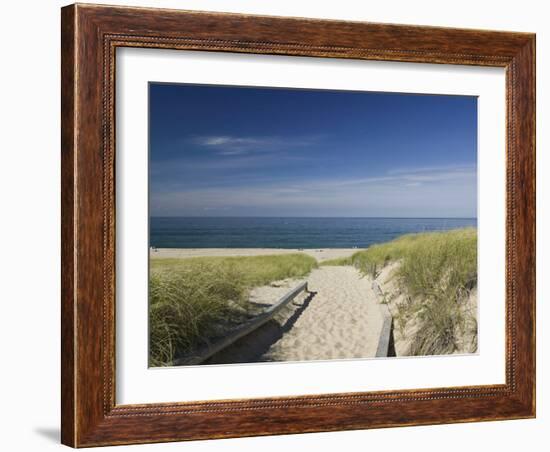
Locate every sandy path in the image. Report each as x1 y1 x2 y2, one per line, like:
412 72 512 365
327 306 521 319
260 266 384 362
150 247 358 263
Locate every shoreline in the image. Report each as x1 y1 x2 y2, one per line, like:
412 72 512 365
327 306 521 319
150 247 359 263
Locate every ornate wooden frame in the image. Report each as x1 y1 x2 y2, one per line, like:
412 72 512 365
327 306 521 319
61 3 535 447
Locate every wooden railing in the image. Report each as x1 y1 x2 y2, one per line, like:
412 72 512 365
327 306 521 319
172 281 309 366
172 278 394 365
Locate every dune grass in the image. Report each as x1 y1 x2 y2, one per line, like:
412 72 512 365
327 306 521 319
324 228 477 355
149 254 317 366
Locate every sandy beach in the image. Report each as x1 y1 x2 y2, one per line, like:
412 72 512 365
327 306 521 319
150 247 359 263
207 266 385 364
151 247 385 363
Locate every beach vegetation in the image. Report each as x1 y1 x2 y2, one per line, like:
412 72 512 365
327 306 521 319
327 228 477 355
149 254 317 366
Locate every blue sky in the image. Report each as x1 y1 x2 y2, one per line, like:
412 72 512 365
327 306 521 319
149 83 477 218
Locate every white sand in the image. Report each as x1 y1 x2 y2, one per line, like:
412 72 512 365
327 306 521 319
150 247 358 263
260 266 385 361
248 278 306 309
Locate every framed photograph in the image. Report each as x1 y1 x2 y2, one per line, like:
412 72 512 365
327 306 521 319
61 3 535 447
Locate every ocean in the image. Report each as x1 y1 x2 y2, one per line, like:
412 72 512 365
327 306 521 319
150 217 477 249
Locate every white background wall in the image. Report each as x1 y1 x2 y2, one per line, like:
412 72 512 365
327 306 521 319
0 1 546 450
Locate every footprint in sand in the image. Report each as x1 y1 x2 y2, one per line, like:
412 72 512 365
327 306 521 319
260 266 385 362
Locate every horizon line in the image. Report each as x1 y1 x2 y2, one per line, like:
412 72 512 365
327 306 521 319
150 216 477 220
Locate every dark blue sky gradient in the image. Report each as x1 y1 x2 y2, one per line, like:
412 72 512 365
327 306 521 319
149 83 477 217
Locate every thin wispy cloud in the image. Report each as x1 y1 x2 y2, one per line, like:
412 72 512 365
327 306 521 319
387 164 475 176
191 135 320 156
292 164 476 190
150 164 477 217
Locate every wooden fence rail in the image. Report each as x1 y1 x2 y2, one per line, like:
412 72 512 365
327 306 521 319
172 281 309 366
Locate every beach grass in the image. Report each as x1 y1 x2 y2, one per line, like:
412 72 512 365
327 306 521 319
325 228 477 355
149 254 317 366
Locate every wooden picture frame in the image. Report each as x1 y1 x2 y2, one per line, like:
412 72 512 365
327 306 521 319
61 3 535 447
